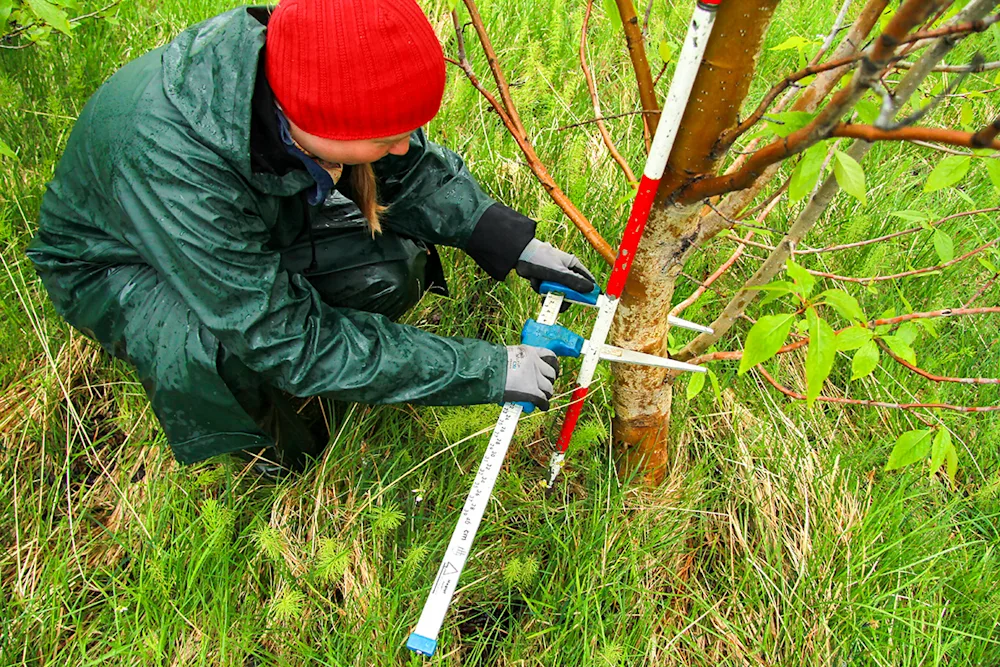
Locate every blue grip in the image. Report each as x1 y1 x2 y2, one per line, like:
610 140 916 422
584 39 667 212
520 320 586 358
539 281 600 306
515 401 536 414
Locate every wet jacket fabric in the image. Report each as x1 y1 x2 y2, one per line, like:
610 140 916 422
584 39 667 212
27 6 535 464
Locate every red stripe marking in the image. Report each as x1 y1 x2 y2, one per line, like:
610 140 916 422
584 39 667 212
605 175 660 298
556 386 590 453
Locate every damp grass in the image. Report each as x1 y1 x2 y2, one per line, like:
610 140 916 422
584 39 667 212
2 0 1000 664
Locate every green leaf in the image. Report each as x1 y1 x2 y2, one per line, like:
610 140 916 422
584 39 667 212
978 255 999 274
929 429 952 480
614 181 639 208
603 0 622 30
750 280 795 307
851 340 879 379
686 372 706 400
789 142 827 201
833 150 866 204
895 321 919 345
932 229 954 263
886 429 933 470
738 313 796 375
960 101 974 128
882 335 917 365
924 155 970 192
770 35 812 51
946 440 958 482
985 159 1000 190
448 0 460 10
819 289 865 322
766 111 816 138
855 98 879 125
707 368 722 403
0 0 14 27
837 326 873 351
890 210 931 223
658 40 673 63
785 259 815 299
805 307 836 407
0 136 15 161
26 0 72 35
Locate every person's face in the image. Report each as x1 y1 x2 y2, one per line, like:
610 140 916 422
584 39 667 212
287 117 412 166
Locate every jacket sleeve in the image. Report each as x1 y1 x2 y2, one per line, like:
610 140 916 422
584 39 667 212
111 122 507 405
366 129 536 280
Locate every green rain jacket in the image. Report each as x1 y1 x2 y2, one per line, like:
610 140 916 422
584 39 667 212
28 7 535 464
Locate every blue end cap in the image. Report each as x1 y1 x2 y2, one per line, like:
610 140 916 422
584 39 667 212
539 281 601 306
514 401 535 414
521 319 586 358
407 633 437 657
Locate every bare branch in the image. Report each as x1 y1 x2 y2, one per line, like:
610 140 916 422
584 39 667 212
963 272 999 307
757 366 1000 413
806 237 998 282
453 5 616 263
830 121 1000 149
893 59 1000 72
793 207 1000 255
581 0 637 184
556 110 660 132
690 306 1000 365
614 0 660 145
877 339 1000 385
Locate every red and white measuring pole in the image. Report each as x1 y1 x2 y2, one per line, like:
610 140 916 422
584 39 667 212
547 0 722 486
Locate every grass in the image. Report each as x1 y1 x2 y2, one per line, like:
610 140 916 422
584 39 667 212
2 0 1000 664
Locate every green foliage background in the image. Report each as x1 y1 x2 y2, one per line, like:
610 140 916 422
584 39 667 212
1 0 999 664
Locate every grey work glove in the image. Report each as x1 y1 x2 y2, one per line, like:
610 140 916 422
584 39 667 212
515 239 597 295
503 344 559 411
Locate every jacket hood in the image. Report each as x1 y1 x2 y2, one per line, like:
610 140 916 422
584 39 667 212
161 6 310 195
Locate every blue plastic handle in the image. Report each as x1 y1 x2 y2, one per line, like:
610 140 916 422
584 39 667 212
539 281 600 306
515 401 536 414
520 319 586 358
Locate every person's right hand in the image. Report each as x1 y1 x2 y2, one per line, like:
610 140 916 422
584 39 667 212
503 345 559 410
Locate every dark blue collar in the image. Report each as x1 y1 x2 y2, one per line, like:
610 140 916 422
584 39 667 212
275 109 335 206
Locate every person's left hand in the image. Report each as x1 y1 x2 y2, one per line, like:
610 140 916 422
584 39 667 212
515 239 597 295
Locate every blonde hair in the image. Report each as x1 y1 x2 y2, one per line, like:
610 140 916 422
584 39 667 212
349 163 387 235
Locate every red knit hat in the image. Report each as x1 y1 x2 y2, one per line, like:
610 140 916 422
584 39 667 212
265 0 446 141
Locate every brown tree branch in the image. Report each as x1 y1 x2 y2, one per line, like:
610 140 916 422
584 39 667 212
877 339 1000 385
756 366 1000 413
556 110 660 132
799 207 1000 255
963 272 998 307
832 122 1000 149
614 0 659 146
971 114 1000 148
453 6 616 264
581 0 637 184
675 0 963 205
806 237 998 283
892 59 1000 72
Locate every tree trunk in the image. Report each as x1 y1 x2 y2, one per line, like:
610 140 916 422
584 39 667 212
611 0 782 484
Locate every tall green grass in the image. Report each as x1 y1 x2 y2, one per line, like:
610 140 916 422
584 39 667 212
2 0 999 664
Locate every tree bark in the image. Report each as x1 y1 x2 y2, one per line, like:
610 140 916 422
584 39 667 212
610 0 782 484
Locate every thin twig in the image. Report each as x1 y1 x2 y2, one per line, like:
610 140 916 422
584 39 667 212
453 4 616 263
690 307 1000 365
757 366 1000 413
962 272 998 308
806 237 998 283
794 207 1000 256
557 110 661 132
877 339 1000 385
892 59 1000 72
581 0 637 184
